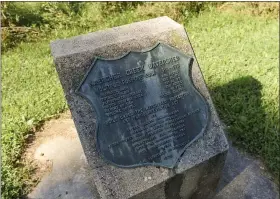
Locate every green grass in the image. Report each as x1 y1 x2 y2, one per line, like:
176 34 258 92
1 3 279 198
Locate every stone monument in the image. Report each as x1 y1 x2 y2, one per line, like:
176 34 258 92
51 16 229 199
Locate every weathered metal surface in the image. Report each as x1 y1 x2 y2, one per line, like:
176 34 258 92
76 43 210 168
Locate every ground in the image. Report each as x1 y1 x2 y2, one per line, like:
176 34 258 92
26 112 279 199
25 111 96 199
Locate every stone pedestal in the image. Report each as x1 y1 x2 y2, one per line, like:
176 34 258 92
51 16 229 199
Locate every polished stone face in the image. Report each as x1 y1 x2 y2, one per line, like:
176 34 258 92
76 43 210 168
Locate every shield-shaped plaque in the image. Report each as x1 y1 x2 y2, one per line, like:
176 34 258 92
76 43 210 168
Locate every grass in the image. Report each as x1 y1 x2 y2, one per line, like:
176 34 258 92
1 2 279 198
186 10 279 174
1 41 67 197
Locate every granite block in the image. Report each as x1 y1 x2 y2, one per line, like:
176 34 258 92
51 16 229 199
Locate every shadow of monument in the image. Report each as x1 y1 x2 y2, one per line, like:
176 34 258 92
209 76 265 192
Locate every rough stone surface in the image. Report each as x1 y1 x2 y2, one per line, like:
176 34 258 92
51 16 229 199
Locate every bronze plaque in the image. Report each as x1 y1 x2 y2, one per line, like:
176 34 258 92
77 43 210 168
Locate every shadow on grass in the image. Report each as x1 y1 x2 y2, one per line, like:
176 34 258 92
211 76 266 188
211 76 279 196
211 76 265 154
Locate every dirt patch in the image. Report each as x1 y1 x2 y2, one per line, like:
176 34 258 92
23 110 77 190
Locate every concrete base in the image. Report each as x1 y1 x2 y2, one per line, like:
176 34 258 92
27 117 98 199
215 139 279 199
